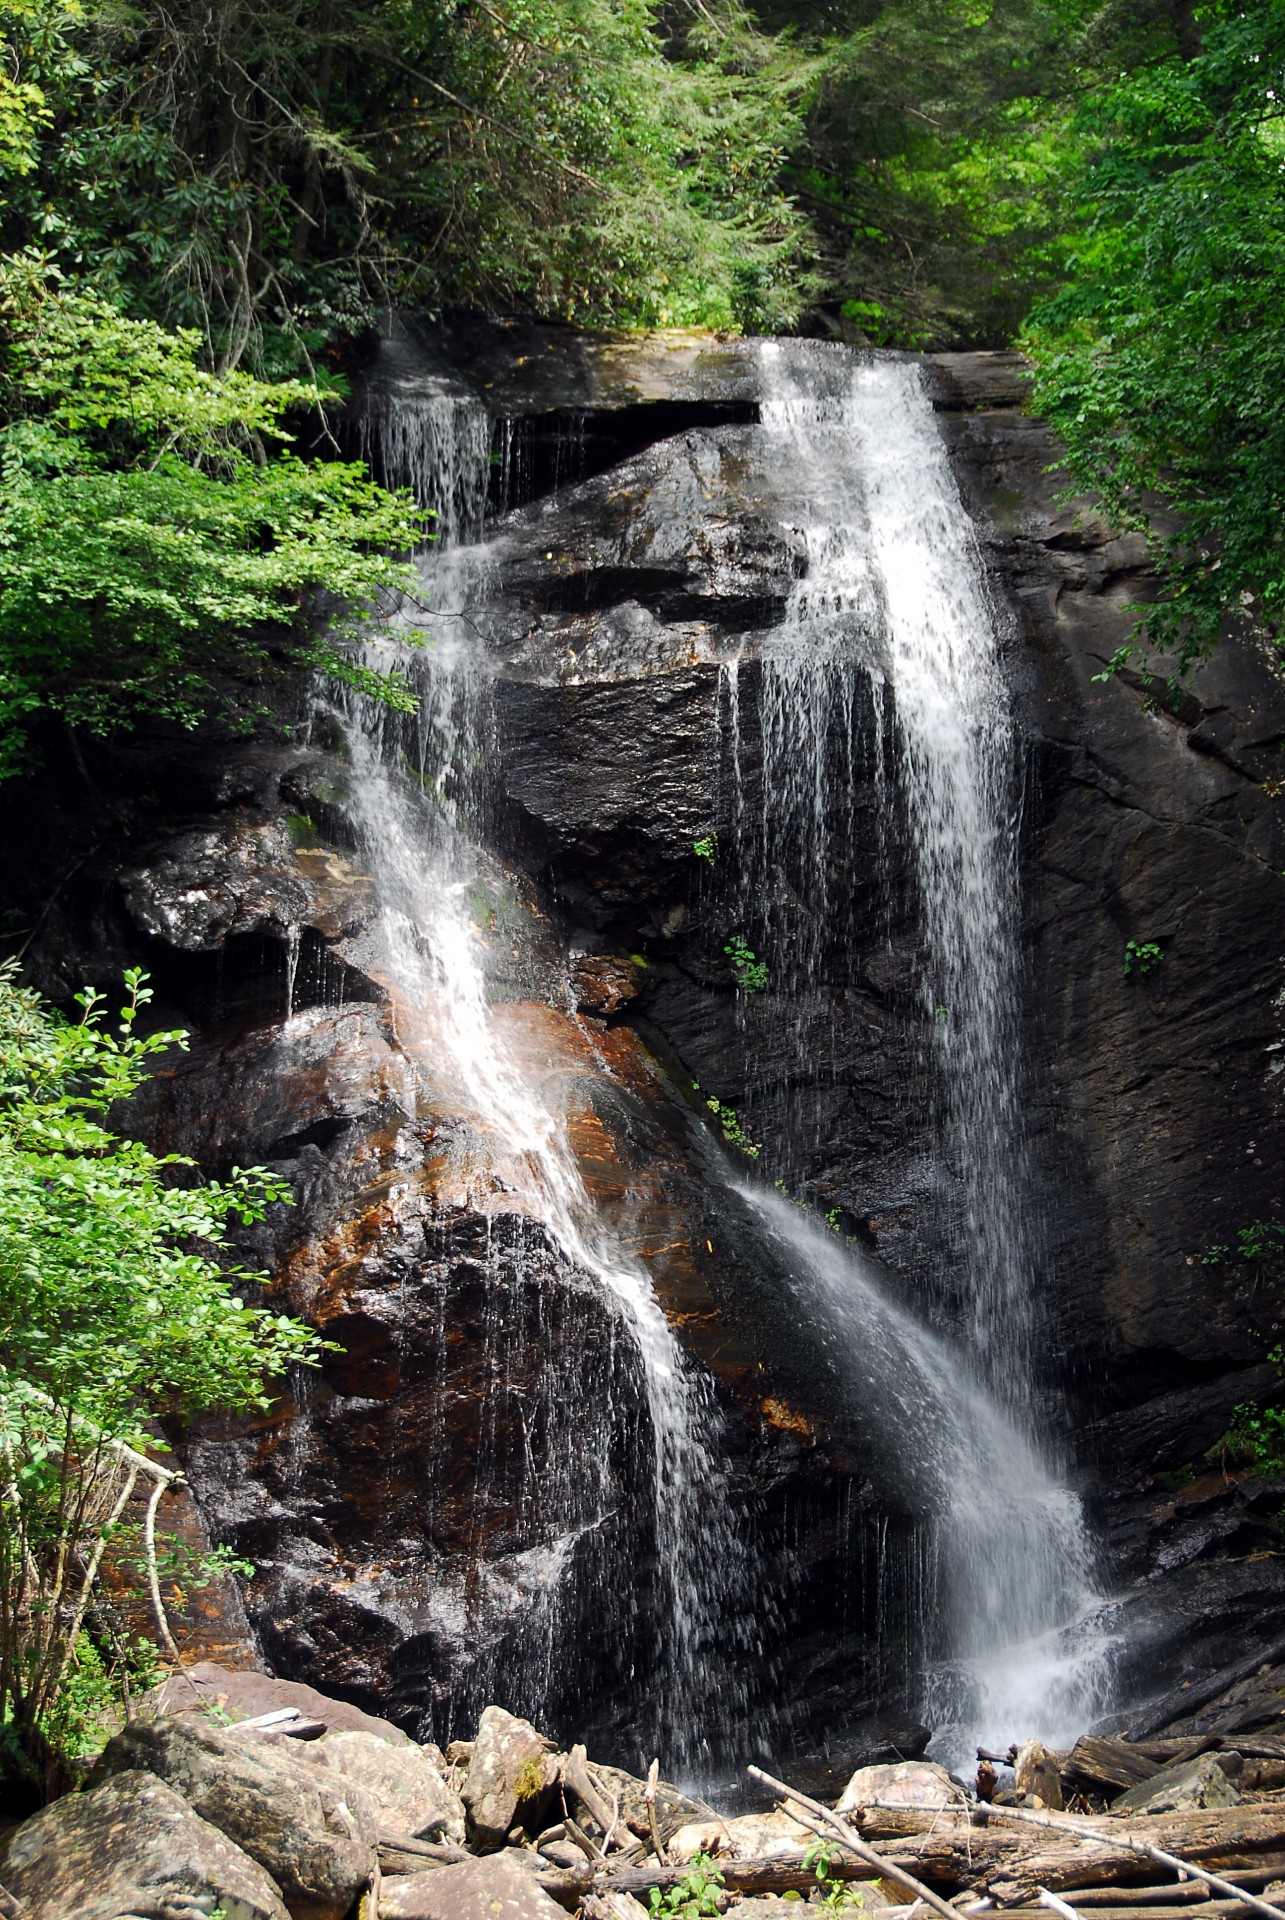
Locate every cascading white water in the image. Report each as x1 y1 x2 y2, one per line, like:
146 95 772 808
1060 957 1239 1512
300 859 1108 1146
741 341 1115 1759
338 334 1115 1768
339 382 750 1768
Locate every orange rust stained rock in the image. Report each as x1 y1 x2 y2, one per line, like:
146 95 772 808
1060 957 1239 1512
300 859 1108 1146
761 1398 812 1438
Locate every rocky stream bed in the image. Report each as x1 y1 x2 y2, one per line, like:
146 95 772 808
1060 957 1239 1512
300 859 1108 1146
8 1659 1285 1920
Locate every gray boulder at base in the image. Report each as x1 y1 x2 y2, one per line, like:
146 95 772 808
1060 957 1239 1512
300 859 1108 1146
97 1715 377 1920
0 1768 290 1920
306 1728 466 1843
152 1659 413 1744
1112 1752 1241 1815
462 1705 553 1849
378 1851 567 1919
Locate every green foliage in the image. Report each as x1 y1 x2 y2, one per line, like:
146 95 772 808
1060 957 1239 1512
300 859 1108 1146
1199 1231 1285 1270
1023 0 1285 677
0 0 809 365
647 1853 725 1919
1123 940 1163 980
704 1094 760 1160
693 833 718 864
774 0 1101 346
1209 1401 1285 1477
0 962 322 1786
0 253 422 774
724 935 769 994
804 1840 866 1910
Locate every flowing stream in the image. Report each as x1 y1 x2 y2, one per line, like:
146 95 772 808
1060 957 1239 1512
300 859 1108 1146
345 337 1115 1772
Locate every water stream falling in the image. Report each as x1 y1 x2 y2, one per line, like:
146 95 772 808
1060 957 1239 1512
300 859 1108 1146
341 334 1116 1774
338 384 752 1769
729 342 1116 1758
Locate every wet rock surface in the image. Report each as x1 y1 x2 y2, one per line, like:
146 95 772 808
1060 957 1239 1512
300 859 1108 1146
2 330 1283 1754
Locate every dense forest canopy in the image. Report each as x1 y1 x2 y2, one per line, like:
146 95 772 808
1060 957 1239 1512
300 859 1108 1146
0 0 1282 748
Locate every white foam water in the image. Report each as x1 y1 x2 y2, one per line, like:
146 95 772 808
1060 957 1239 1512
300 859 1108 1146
744 342 1116 1761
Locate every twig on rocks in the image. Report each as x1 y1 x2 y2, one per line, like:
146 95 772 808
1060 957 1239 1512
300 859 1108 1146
747 1763 964 1920
646 1756 668 1865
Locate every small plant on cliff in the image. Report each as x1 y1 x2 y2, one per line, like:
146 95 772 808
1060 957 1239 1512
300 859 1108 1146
705 1095 760 1160
724 935 769 994
1196 1228 1285 1268
0 962 321 1795
1208 1345 1285 1477
693 1083 760 1160
693 834 718 865
1123 939 1164 980
1208 1402 1285 1477
647 1853 725 1918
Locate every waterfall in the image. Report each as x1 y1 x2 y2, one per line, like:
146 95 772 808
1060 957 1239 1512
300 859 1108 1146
336 379 753 1771
333 332 1117 1772
737 342 1115 1760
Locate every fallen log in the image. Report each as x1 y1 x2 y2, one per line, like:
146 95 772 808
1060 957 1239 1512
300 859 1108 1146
597 1855 876 1898
1063 1740 1161 1798
976 1801 1285 1915
970 1907 1275 1920
1069 1884 1213 1904
375 1837 470 1874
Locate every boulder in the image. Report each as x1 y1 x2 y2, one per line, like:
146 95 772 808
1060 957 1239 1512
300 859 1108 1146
462 1706 555 1850
306 1729 466 1843
836 1760 965 1817
1112 1752 1241 1815
152 1659 414 1744
667 1809 813 1863
378 1850 567 1919
0 1768 290 1920
97 1715 378 1920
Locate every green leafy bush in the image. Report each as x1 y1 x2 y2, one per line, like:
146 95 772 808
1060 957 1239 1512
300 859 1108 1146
0 252 424 776
647 1853 725 1918
0 962 321 1789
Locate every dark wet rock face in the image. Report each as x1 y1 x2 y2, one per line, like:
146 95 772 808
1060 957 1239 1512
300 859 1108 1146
4 329 1284 1757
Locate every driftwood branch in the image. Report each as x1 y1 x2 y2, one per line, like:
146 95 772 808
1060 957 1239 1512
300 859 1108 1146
598 1856 874 1898
645 1756 667 1866
747 1763 963 1920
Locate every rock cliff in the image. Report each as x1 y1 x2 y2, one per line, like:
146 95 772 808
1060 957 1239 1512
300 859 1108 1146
5 322 1283 1759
